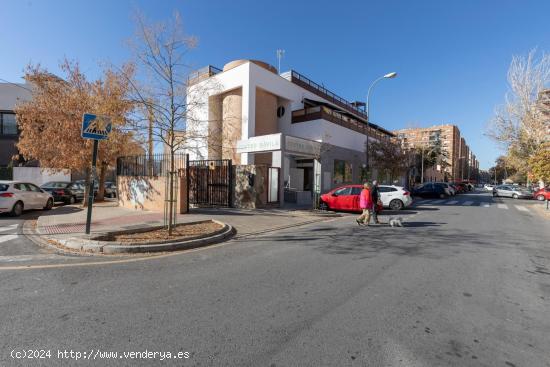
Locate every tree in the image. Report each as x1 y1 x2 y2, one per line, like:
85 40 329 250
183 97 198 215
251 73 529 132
488 49 550 176
529 144 550 184
488 155 518 184
367 138 411 183
126 12 216 234
15 60 141 205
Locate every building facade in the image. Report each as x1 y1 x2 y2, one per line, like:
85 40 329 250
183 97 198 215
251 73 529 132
185 59 396 205
0 83 31 169
393 124 479 182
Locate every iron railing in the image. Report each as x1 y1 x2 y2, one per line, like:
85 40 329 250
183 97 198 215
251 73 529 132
187 65 223 86
116 154 187 177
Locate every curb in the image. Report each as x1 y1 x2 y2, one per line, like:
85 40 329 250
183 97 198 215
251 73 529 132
24 220 235 255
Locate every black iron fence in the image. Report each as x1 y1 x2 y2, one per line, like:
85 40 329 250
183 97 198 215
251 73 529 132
188 159 232 207
0 167 12 180
116 154 187 177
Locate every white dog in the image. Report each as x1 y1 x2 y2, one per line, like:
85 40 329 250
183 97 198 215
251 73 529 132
388 217 404 227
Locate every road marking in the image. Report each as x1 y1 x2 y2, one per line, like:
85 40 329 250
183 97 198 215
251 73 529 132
515 205 529 212
446 200 459 205
0 217 332 271
481 203 491 208
0 234 18 244
0 224 18 233
462 201 474 206
497 204 508 209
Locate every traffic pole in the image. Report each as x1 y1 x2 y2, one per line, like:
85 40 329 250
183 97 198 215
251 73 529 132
85 139 99 235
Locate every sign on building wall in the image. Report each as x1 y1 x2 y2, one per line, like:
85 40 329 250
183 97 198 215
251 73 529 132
285 136 321 156
236 133 282 153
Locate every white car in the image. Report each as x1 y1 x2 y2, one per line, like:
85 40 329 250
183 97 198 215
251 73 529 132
378 185 413 210
0 181 54 217
484 184 494 191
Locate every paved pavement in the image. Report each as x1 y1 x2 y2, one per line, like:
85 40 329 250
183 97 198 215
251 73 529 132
0 191 549 366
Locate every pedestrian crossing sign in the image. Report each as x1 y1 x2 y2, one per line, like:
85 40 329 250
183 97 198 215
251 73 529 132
81 113 112 140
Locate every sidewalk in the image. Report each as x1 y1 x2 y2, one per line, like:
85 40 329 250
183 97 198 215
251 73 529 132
34 204 341 243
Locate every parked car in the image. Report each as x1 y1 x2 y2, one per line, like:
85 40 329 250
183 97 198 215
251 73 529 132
412 182 450 198
0 181 54 217
437 182 455 196
533 187 550 201
378 185 413 210
104 181 117 198
492 185 532 199
319 185 387 212
484 184 495 191
40 181 85 204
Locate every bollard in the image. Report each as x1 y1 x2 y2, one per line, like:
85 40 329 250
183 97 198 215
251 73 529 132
547 199 549 210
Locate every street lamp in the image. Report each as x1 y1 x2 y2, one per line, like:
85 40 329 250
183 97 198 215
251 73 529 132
365 72 397 178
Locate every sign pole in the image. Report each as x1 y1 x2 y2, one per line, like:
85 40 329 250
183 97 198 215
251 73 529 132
85 139 99 235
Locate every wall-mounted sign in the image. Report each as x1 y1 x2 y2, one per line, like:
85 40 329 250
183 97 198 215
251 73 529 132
236 133 282 153
285 135 321 156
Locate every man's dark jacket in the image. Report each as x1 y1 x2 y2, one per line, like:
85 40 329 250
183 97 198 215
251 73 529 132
371 185 379 202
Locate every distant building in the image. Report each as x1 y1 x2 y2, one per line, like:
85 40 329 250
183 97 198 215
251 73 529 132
393 124 479 182
0 83 32 168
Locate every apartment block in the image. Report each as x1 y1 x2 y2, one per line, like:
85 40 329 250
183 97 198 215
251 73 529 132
393 124 479 182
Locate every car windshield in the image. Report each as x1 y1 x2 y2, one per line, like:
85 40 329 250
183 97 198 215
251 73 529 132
42 182 69 188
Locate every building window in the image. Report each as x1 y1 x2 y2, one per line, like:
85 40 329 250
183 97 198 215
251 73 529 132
277 106 285 118
0 113 17 135
333 159 352 184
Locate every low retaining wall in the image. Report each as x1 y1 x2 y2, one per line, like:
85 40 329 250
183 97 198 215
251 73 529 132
117 175 188 213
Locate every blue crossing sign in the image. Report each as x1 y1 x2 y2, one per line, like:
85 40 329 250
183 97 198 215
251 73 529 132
81 113 112 140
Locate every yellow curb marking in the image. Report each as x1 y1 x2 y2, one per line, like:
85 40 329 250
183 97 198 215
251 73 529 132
0 218 337 271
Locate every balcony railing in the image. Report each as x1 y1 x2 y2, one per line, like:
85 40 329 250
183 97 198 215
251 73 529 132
187 65 223 86
287 71 369 121
292 106 392 141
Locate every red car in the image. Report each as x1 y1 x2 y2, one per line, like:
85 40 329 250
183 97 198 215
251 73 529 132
319 185 383 213
533 187 550 201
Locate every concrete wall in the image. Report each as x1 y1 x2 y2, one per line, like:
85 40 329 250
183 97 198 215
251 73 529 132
118 175 187 214
13 167 71 186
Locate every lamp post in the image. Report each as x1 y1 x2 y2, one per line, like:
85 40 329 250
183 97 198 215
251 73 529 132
365 72 397 178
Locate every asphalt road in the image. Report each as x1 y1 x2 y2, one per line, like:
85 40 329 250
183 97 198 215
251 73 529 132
1 191 549 366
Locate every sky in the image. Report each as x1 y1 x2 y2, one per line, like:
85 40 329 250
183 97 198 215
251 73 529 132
1 0 550 169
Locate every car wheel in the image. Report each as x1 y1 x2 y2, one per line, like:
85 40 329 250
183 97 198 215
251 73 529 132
44 198 54 210
536 195 545 201
10 201 23 217
513 194 519 199
319 201 329 211
389 199 404 211
439 193 447 199
69 196 76 204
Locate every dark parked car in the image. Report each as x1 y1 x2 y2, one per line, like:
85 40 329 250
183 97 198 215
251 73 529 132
40 181 85 204
104 181 117 198
412 182 450 198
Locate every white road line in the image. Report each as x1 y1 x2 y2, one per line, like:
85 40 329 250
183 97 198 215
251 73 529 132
0 234 18 244
515 205 529 212
463 201 474 206
446 200 459 205
0 224 18 233
497 203 508 209
481 203 491 208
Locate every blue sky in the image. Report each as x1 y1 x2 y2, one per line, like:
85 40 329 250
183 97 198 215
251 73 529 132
2 0 550 169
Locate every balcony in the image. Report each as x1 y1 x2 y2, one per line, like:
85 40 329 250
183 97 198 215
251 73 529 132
284 71 369 121
291 106 392 141
187 65 222 86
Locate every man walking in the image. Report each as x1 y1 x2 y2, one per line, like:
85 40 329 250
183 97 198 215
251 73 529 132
371 180 381 224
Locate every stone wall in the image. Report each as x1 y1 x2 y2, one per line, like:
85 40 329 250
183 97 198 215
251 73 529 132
233 165 271 209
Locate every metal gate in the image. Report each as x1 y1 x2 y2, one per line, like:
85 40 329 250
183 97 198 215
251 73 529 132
188 159 232 207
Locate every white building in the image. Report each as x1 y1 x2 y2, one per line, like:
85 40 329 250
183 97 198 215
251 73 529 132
186 59 394 205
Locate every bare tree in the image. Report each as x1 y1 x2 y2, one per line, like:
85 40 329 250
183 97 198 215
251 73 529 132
127 11 217 234
487 49 550 176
